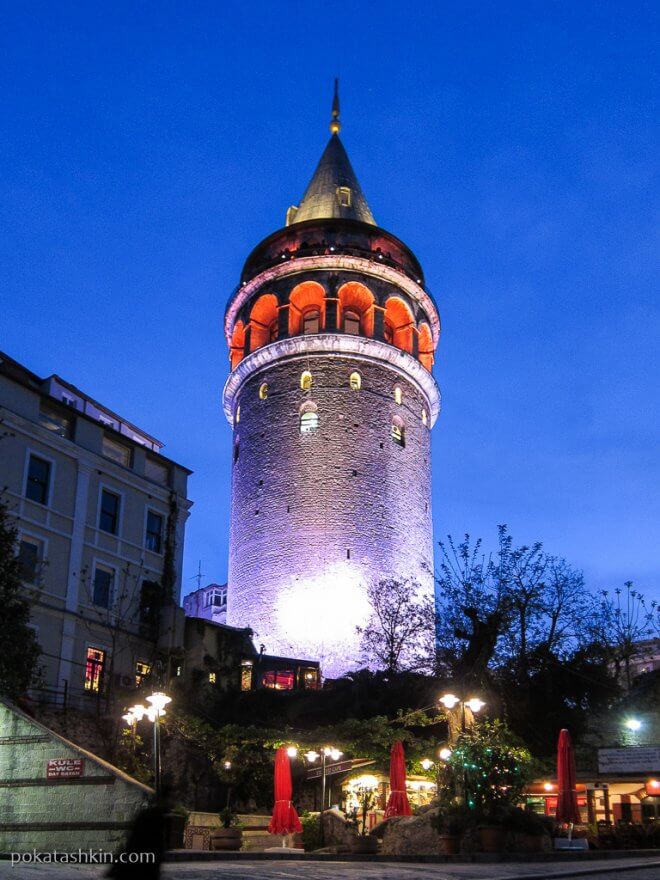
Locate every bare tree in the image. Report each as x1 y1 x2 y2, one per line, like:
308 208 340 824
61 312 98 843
357 578 436 674
592 582 655 689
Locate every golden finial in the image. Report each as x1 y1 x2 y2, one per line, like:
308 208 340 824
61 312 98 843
330 78 341 135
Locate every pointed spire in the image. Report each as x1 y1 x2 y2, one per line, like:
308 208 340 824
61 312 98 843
285 82 375 226
330 78 341 135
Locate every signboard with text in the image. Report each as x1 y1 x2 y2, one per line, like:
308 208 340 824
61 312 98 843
46 758 84 779
597 747 660 774
306 759 374 781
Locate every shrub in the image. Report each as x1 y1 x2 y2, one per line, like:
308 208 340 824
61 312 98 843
300 812 322 851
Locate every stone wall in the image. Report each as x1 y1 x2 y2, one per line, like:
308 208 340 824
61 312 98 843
0 699 152 852
226 352 435 677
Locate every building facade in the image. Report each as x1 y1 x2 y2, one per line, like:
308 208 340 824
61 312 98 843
182 581 228 625
223 90 441 676
0 352 192 707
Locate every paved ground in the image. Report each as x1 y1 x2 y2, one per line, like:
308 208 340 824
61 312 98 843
1 856 660 880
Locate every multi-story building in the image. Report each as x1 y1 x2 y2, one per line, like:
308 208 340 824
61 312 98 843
0 351 192 707
223 87 441 676
182 581 228 625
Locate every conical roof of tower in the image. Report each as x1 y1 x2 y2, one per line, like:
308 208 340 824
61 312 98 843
286 81 376 226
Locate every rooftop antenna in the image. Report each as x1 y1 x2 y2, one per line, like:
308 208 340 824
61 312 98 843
330 77 341 135
190 560 205 591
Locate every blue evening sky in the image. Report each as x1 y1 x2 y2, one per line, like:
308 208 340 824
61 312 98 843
1 2 658 604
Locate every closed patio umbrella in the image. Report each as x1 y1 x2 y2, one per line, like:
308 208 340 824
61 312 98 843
384 740 412 818
556 728 581 825
268 746 303 836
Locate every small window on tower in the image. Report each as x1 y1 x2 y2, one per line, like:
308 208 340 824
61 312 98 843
394 386 403 405
343 310 360 335
391 416 405 447
421 407 428 426
349 372 361 391
300 402 319 434
259 382 268 400
235 405 241 425
300 370 313 391
337 186 352 207
302 309 321 335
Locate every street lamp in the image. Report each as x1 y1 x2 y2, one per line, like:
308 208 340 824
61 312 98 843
304 745 343 846
438 747 452 762
625 718 642 732
420 758 434 771
439 692 485 741
123 691 171 801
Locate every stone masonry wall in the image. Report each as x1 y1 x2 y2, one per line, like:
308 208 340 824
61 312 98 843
226 352 434 677
0 700 152 853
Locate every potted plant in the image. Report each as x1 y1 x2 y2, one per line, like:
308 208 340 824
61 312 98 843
163 803 189 850
431 804 472 854
210 808 243 851
348 786 379 854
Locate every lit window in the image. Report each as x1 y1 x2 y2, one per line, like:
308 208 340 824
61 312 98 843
302 310 321 334
102 435 131 467
421 408 428 426
337 186 352 207
135 660 151 688
235 405 241 425
300 371 313 391
343 310 360 335
209 672 217 684
259 382 268 400
84 647 106 692
18 536 43 584
99 489 120 535
145 510 163 553
262 670 295 690
391 417 405 447
300 410 319 434
92 565 114 608
349 372 361 391
25 455 51 506
241 661 253 691
394 386 403 405
175 665 183 677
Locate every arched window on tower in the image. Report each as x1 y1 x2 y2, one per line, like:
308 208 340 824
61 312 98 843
259 383 268 400
394 386 403 405
302 309 321 335
299 401 318 434
391 415 405 447
343 310 360 335
300 370 313 391
349 371 361 391
421 407 428 426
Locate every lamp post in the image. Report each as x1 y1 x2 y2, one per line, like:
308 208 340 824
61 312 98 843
122 691 171 801
303 746 343 846
439 692 484 807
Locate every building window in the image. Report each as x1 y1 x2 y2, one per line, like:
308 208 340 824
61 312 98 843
300 370 313 391
337 186 352 207
145 456 170 486
92 565 114 608
145 510 163 554
135 660 151 688
302 310 321 335
421 408 428 426
300 667 320 690
259 382 268 400
343 310 360 335
262 670 295 690
18 536 43 584
25 455 51 505
391 417 405 447
208 672 217 684
394 386 403 405
205 587 227 608
241 661 253 691
235 404 241 425
39 403 72 439
84 647 106 692
300 410 319 434
99 489 120 534
102 435 131 467
349 371 361 391
139 579 161 629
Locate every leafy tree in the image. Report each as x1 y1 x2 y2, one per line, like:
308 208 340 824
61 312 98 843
0 498 41 699
357 577 436 674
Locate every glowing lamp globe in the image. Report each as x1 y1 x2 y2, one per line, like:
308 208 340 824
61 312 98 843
420 758 433 771
130 704 147 722
466 697 485 713
146 692 171 713
439 693 460 709
625 718 642 731
330 749 343 762
305 750 320 763
286 746 298 758
438 748 452 761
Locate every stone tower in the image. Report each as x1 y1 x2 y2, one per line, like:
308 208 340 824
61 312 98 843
223 86 441 678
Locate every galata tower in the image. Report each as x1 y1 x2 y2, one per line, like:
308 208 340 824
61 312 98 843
223 85 441 678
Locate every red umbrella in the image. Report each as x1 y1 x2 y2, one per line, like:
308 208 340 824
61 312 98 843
268 747 302 835
556 728 581 824
384 740 412 818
